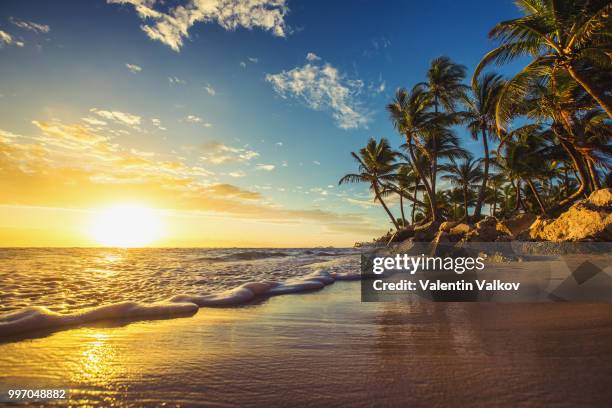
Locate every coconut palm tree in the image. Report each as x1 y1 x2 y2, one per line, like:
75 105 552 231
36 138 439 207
440 156 484 220
387 85 440 222
420 56 469 196
462 72 506 219
473 0 612 118
339 138 401 230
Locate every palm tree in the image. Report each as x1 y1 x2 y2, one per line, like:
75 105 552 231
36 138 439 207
339 138 401 230
420 57 469 197
462 72 505 219
387 85 440 222
440 156 484 220
473 0 612 118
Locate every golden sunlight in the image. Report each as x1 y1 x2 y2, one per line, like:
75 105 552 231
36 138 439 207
91 205 161 247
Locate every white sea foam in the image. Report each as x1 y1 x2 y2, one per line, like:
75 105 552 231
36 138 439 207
0 301 198 337
0 249 362 338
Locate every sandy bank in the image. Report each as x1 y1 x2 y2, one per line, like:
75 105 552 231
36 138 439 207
1 281 612 407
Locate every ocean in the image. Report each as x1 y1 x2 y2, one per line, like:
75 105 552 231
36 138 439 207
0 248 360 337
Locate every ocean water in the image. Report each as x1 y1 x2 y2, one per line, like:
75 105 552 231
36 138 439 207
0 248 360 337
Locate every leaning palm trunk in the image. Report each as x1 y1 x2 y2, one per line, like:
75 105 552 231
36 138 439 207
374 183 400 230
411 180 418 225
473 126 489 219
512 179 522 213
463 187 469 221
555 137 589 207
399 194 407 226
526 178 546 215
567 66 612 119
405 137 438 222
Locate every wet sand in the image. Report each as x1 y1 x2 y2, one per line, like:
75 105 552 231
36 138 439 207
1 281 612 407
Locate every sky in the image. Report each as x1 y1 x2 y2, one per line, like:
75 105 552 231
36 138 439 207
0 0 524 247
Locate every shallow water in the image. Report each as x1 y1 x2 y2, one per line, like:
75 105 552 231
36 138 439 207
0 248 358 314
1 282 612 407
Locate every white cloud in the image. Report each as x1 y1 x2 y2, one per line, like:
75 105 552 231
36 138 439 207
275 142 283 147
0 30 23 47
265 57 371 130
204 84 216 96
281 160 288 167
81 117 108 126
306 52 320 61
248 56 258 63
313 160 320 165
256 163 275 171
126 63 142 73
169 76 187 85
240 61 247 68
107 0 289 52
200 142 259 164
10 17 50 34
90 108 142 127
151 118 166 130
229 170 246 177
185 115 212 127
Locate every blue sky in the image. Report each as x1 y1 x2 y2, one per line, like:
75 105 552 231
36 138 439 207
0 0 526 246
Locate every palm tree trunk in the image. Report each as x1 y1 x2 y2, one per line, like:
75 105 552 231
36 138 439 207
405 136 437 222
586 159 601 190
399 194 407 227
567 66 612 119
556 138 589 206
374 183 400 230
431 100 438 201
512 179 522 213
526 178 546 215
411 180 418 224
463 187 469 221
474 126 489 219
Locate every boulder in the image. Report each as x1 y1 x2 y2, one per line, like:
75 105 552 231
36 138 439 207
529 189 612 241
498 213 537 239
449 223 472 236
439 221 460 233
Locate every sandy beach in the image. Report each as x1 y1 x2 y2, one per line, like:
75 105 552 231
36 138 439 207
2 280 612 407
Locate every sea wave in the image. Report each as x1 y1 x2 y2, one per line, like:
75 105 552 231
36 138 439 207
0 268 361 338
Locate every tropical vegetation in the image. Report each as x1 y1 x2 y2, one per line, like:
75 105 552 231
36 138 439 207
339 0 610 236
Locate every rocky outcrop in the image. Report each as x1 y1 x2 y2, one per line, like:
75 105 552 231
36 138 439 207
463 216 512 242
498 213 537 239
528 189 612 241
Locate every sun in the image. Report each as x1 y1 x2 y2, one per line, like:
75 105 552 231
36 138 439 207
91 205 162 247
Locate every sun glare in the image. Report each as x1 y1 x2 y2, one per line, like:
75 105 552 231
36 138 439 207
91 205 161 247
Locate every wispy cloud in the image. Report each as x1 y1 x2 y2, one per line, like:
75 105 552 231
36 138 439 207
168 76 187 85
107 0 289 52
256 163 275 171
306 52 320 61
151 118 166 130
0 30 24 47
185 115 212 127
125 63 142 73
90 108 142 128
266 55 371 130
240 61 247 68
228 170 246 178
248 56 258 63
200 142 259 164
204 84 216 96
10 17 50 34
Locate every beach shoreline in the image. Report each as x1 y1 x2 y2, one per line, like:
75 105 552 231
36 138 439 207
2 280 612 407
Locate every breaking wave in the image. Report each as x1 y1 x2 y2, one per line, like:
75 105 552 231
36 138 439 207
0 268 361 338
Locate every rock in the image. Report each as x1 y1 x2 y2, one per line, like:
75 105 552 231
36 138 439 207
529 189 612 241
432 230 449 244
449 223 472 236
498 213 536 238
412 222 441 242
585 188 612 208
391 226 414 242
439 221 459 233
